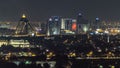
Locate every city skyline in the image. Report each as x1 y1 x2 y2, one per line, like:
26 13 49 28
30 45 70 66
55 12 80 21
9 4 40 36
0 0 119 21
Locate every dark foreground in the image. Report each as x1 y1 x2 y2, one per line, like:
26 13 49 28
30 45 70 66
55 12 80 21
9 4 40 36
0 59 119 68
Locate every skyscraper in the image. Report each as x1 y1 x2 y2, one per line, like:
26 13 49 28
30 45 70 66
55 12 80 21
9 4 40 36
95 17 100 29
61 18 72 30
47 16 61 35
77 13 89 33
61 18 76 35
91 17 101 31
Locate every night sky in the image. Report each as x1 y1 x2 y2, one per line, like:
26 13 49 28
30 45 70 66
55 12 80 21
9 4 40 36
0 0 120 21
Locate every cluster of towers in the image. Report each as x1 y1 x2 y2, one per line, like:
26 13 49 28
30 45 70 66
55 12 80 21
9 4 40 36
15 13 101 36
47 13 92 35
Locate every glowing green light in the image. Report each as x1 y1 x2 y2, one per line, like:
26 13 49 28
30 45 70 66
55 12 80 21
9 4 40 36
83 26 88 32
25 61 31 64
99 65 103 68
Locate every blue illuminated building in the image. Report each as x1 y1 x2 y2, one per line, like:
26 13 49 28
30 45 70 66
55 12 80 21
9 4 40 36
95 17 100 29
47 16 61 35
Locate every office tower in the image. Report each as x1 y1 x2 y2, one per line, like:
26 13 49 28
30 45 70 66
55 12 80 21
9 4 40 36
61 18 76 35
91 17 101 31
61 18 72 30
95 17 100 29
47 16 61 35
77 13 89 33
39 22 47 34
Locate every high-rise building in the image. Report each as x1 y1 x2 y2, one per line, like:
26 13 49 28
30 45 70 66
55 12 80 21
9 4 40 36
40 22 47 34
95 17 100 29
61 18 72 30
77 13 89 33
91 17 101 31
61 18 76 35
47 16 61 35
34 22 47 35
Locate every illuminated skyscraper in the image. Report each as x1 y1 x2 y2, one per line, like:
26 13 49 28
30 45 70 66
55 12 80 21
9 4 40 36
91 17 101 31
95 17 100 29
61 18 76 35
77 13 89 33
47 16 61 35
61 18 72 30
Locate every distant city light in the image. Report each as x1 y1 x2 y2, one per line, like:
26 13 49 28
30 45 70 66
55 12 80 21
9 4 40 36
83 26 88 32
96 17 99 21
22 14 26 18
110 65 115 68
78 13 82 16
46 49 49 52
31 33 35 36
104 30 109 34
99 65 103 68
49 18 52 21
55 19 59 21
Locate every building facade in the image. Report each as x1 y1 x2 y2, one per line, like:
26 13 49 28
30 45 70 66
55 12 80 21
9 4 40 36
77 13 89 34
47 16 61 35
61 18 77 35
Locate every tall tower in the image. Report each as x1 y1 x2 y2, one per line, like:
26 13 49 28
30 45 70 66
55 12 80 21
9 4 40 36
47 16 61 35
61 18 77 35
77 13 83 34
95 17 100 29
15 14 35 35
77 13 89 34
